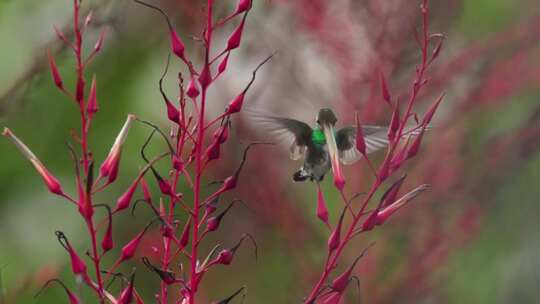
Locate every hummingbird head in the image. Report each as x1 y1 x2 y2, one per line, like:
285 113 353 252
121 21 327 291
316 108 338 128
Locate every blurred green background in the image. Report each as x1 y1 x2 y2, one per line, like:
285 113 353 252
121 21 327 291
1 0 540 303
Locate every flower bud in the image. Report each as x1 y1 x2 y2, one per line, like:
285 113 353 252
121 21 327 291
3 128 64 195
169 25 185 59
118 274 135 304
37 279 81 304
218 52 230 75
235 0 252 14
94 29 106 53
198 65 212 90
115 178 140 212
316 186 329 225
186 77 200 99
387 100 400 141
87 75 98 117
55 231 87 276
375 184 430 225
120 226 149 262
226 16 246 51
47 50 63 90
354 113 366 155
99 114 136 184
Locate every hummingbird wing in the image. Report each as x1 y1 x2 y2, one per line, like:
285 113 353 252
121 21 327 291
335 126 389 165
249 113 313 160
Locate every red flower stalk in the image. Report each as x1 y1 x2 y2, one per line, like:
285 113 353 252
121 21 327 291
99 114 136 184
47 49 63 90
55 231 87 276
2 128 64 196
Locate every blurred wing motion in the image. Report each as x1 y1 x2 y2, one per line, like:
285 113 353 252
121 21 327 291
336 126 425 165
336 126 389 165
250 113 313 160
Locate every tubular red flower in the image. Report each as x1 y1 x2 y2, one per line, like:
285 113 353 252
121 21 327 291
115 178 140 212
422 92 445 126
316 185 329 225
375 184 430 225
87 75 98 116
94 29 106 53
354 113 366 155
55 231 87 276
99 114 136 183
118 274 135 304
47 50 63 90
3 128 64 196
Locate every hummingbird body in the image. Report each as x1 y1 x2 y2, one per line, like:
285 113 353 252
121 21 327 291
253 108 417 182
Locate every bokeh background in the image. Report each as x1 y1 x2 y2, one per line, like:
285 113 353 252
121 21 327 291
1 0 540 303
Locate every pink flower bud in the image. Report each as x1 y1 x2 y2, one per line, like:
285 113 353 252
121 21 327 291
206 201 235 232
422 92 445 126
94 29 106 53
53 25 68 44
316 186 329 225
380 72 391 104
115 178 140 212
322 292 342 304
95 204 114 252
87 75 98 116
169 25 185 59
179 219 191 248
55 231 87 276
220 175 237 193
198 65 212 89
354 113 366 155
99 114 136 184
387 100 400 141
37 279 81 304
47 50 63 90
141 177 153 205
118 274 135 304
235 0 252 14
3 128 64 195
215 249 234 265
218 52 230 75
227 16 246 51
172 155 183 171
120 224 151 262
226 92 245 114
205 141 221 161
375 184 430 225
406 127 426 159
166 100 180 124
328 209 346 252
186 77 200 99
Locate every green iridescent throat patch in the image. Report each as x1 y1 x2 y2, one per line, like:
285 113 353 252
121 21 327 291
311 128 326 145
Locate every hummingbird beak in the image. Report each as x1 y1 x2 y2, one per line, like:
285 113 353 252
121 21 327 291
322 123 345 188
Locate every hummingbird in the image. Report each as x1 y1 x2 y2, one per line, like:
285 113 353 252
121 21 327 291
253 108 408 182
